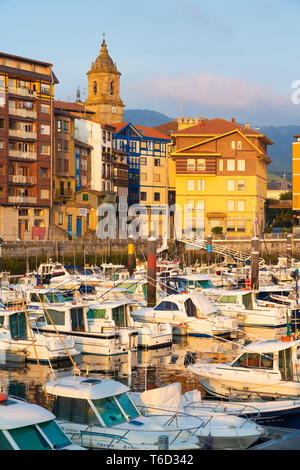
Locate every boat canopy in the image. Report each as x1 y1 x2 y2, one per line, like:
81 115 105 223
46 376 130 400
165 293 218 316
0 399 55 430
243 339 300 354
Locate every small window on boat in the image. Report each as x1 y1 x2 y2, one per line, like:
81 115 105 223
0 430 14 450
218 295 238 304
184 298 197 317
0 316 4 326
87 308 106 319
46 309 65 326
197 280 214 289
116 393 139 420
38 420 71 449
9 425 52 450
232 352 273 369
154 301 179 311
242 293 253 310
9 313 27 340
92 396 126 426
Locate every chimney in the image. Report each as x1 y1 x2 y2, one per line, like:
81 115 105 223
231 117 235 123
245 122 250 129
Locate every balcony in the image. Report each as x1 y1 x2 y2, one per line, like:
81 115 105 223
8 175 36 185
8 196 37 205
8 150 37 161
9 129 37 140
55 189 73 199
9 108 37 119
8 87 37 99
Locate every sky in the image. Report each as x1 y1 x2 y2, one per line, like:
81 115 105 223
2 0 300 125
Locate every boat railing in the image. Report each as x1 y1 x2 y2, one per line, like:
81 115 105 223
184 400 262 426
79 428 136 449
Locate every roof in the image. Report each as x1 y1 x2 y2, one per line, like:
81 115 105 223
0 397 54 430
243 339 300 354
46 375 129 400
174 118 273 145
88 39 120 75
112 122 171 141
154 120 178 136
0 64 59 84
0 51 53 67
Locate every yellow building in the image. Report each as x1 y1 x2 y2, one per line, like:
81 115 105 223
170 117 273 237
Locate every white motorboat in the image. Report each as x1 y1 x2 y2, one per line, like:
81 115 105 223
36 261 81 290
133 321 173 349
31 300 138 356
45 374 202 450
209 290 288 328
0 393 83 450
188 336 300 399
131 293 238 338
130 382 266 450
0 309 79 363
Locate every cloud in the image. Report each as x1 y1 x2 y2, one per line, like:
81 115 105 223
133 73 287 110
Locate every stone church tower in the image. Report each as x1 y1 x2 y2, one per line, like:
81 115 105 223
85 39 124 124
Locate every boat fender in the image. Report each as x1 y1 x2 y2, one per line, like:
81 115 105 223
0 393 8 402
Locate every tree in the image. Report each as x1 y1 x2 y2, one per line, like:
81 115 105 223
279 191 292 200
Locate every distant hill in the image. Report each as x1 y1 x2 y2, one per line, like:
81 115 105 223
123 109 174 128
123 109 295 176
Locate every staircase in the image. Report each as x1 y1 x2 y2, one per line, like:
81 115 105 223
177 232 265 266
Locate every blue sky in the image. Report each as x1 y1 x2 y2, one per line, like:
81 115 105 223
2 0 300 125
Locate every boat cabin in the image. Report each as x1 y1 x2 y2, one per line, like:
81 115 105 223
0 309 28 341
152 293 218 318
215 291 256 310
230 338 300 382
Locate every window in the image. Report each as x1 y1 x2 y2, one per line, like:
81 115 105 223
227 159 235 171
227 220 235 232
40 167 49 177
46 309 65 325
82 193 88 201
57 140 62 152
154 301 179 311
187 179 195 191
41 104 50 114
63 121 69 133
0 141 4 150
227 180 235 191
93 81 97 95
237 200 245 212
40 189 49 199
237 159 245 171
197 179 205 191
237 180 245 190
187 159 195 171
227 200 235 211
140 157 147 165
57 120 62 132
237 141 242 150
154 173 160 182
140 192 147 201
154 158 161 167
63 141 69 153
140 172 147 182
237 220 246 232
0 119 4 129
186 200 195 209
154 192 160 202
39 420 71 450
41 84 50 94
197 159 206 171
197 200 205 211
40 124 50 135
58 212 63 225
40 145 50 155
231 141 236 150
9 425 51 450
219 159 223 171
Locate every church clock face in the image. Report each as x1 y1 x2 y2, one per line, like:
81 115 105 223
111 106 117 114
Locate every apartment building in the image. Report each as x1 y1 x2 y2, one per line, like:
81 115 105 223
170 117 273 237
0 52 58 240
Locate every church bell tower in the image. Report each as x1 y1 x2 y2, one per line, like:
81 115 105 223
85 37 124 124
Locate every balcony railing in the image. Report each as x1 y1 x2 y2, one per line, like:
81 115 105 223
55 189 73 198
8 108 37 119
9 129 37 140
8 150 37 161
8 175 36 185
8 196 37 204
8 87 37 98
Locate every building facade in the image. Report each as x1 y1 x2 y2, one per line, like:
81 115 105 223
170 117 273 237
0 52 58 240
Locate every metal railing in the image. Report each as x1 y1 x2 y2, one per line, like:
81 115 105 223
8 108 37 119
8 175 36 185
9 129 37 140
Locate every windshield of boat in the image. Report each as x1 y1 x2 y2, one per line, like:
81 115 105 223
78 269 93 276
30 292 67 303
231 352 274 369
38 420 72 449
8 424 52 450
92 393 139 426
